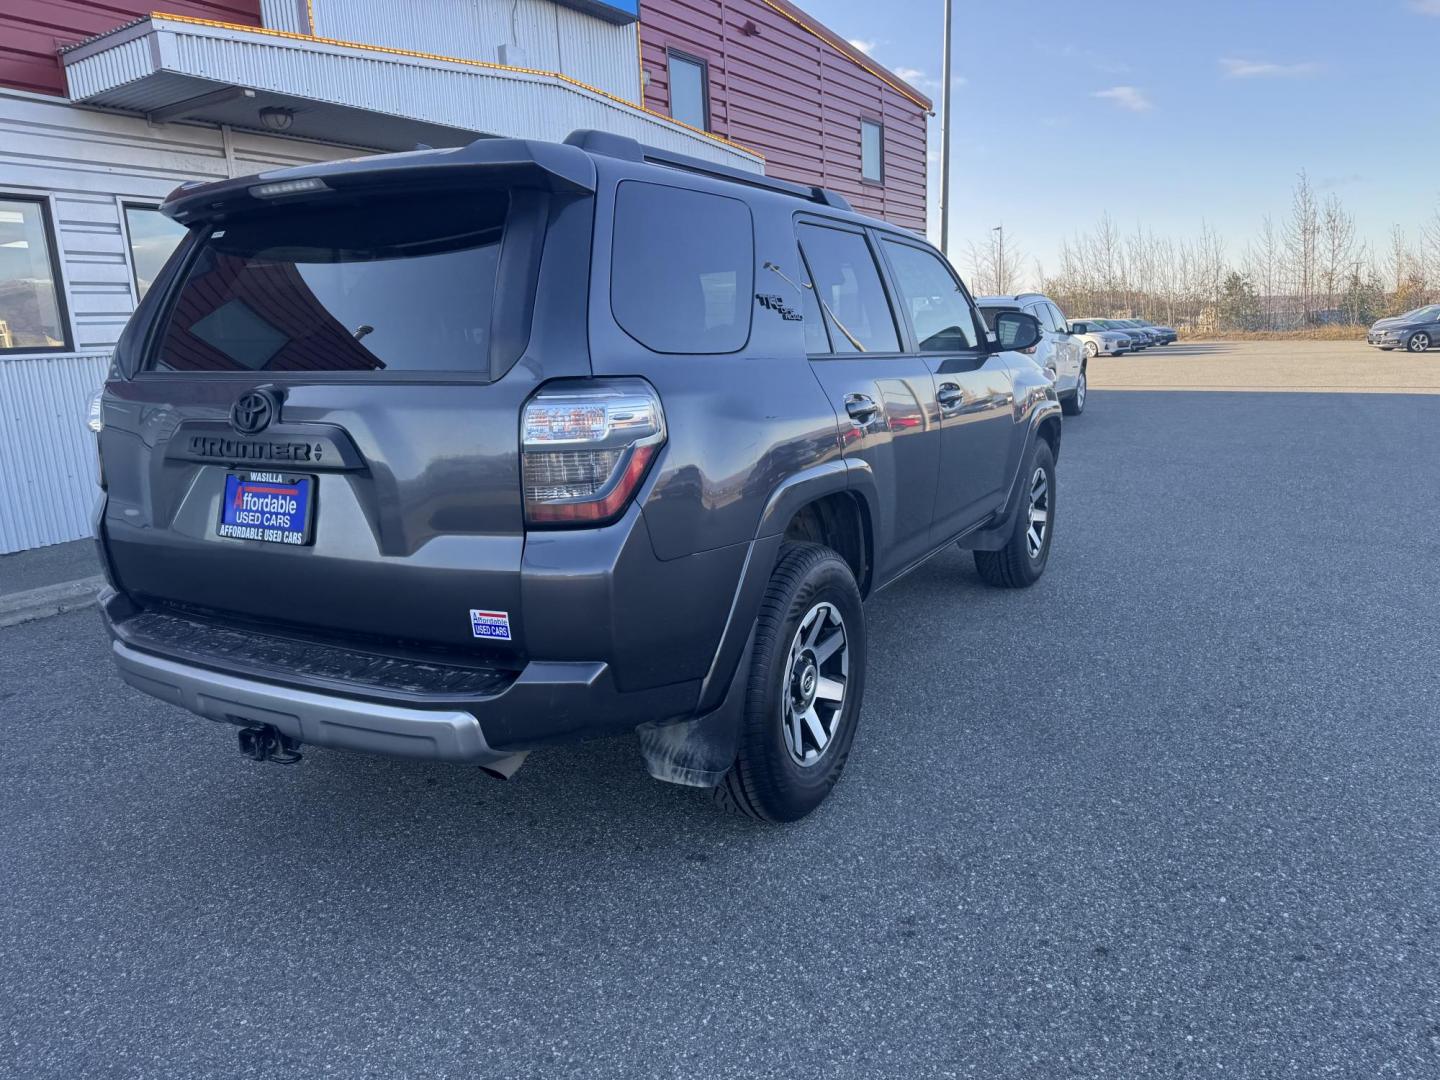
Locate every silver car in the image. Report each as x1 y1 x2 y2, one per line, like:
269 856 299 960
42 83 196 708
978 293 1089 416
1068 319 1132 358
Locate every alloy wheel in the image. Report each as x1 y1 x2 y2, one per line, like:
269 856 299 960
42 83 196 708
781 602 848 767
1076 371 1087 409
1410 333 1431 353
1025 467 1050 559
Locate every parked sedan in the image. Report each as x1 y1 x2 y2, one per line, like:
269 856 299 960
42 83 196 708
1113 319 1162 347
1367 305 1440 352
1078 318 1150 349
1068 319 1132 357
1130 318 1177 345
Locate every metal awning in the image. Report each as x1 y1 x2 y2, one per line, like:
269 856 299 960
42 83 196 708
60 14 762 168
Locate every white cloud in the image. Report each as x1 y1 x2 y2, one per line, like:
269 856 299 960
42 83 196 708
1220 57 1321 78
1061 44 1130 75
894 66 926 83
1409 1 1440 14
848 38 876 55
1092 85 1153 112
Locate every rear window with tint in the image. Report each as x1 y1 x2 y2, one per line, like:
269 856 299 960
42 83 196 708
610 181 753 354
977 305 1019 332
150 192 508 373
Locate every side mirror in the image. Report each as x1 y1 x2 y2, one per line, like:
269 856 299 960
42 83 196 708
991 310 1043 353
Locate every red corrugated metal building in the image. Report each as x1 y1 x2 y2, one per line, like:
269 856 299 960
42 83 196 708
639 0 932 232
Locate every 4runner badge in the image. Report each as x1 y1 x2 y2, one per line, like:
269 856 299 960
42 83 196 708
755 294 803 321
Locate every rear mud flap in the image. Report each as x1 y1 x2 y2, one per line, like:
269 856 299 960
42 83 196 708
637 627 754 788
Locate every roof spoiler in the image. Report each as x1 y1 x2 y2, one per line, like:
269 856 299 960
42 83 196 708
161 137 597 225
564 129 852 212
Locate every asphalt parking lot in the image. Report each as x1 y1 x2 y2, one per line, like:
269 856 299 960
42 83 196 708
1092 338 1440 394
4 381 1440 1078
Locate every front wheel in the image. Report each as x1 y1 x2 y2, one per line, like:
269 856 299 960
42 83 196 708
1408 332 1431 353
712 543 866 822
1061 368 1087 416
974 439 1056 588
1084 340 1098 359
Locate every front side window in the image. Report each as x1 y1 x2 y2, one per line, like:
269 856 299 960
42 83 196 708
861 120 884 183
1046 301 1068 331
611 182 753 354
0 196 69 353
882 240 979 351
123 205 189 301
797 223 899 354
668 53 710 131
152 191 507 373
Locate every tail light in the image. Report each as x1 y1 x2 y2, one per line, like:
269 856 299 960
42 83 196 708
521 379 665 527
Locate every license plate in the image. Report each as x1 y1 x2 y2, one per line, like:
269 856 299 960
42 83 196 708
217 471 315 546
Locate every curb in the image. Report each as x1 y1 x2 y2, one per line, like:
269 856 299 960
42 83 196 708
0 576 106 629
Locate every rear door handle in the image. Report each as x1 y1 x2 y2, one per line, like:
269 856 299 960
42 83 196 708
844 393 880 424
936 382 964 409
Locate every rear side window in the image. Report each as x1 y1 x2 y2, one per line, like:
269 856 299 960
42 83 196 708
611 181 753 354
152 192 509 373
978 305 1018 332
1026 301 1058 333
797 223 899 353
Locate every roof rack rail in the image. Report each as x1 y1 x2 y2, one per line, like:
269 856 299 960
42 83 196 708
564 129 852 212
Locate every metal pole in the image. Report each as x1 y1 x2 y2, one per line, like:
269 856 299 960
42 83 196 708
993 224 1004 291
939 0 953 255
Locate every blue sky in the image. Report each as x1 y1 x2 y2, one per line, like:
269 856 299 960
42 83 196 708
806 0 1440 281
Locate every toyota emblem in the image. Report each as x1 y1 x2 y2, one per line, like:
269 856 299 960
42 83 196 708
231 389 278 435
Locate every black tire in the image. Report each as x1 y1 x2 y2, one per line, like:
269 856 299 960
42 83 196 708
712 543 866 822
974 439 1056 588
1061 367 1087 416
1407 332 1431 353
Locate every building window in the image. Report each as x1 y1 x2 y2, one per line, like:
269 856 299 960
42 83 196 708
861 119 884 183
123 204 188 302
0 196 69 353
667 52 710 131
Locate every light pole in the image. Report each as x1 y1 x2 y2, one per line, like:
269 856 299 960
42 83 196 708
939 0 953 255
992 224 1004 292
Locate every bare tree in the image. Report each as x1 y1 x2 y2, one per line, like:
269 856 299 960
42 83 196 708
1282 170 1319 325
1318 194 1356 322
963 225 1029 295
1423 199 1440 303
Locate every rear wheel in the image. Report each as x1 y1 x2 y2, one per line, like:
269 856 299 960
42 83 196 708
712 543 866 822
1061 368 1087 416
1408 332 1431 353
974 439 1055 588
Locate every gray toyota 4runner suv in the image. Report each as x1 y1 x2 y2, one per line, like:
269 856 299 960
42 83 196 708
92 130 1060 822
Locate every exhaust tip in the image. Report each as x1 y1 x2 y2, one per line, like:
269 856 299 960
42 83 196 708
477 751 528 781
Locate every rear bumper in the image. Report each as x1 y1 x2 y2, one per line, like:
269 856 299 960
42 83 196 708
113 639 516 764
101 589 702 759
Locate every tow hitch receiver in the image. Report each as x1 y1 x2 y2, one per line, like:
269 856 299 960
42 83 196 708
237 724 304 764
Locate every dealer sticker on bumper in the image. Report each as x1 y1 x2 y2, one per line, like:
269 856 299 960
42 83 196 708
470 609 512 641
